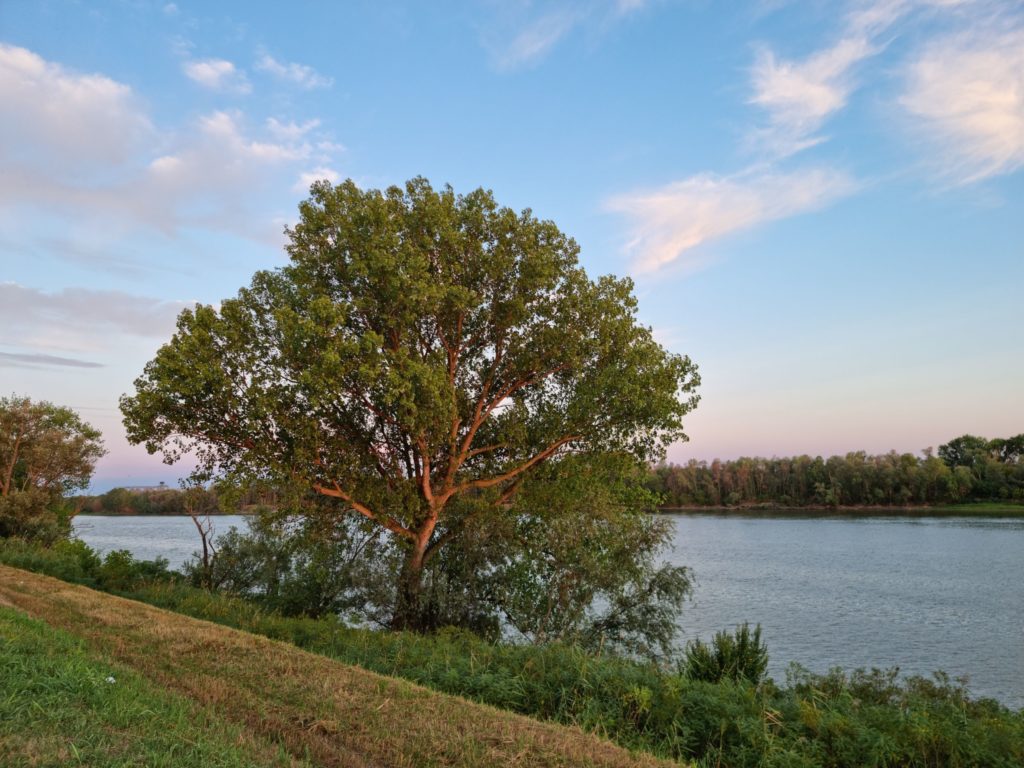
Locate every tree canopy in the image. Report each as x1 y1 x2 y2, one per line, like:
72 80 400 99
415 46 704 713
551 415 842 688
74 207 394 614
0 395 104 542
121 177 700 628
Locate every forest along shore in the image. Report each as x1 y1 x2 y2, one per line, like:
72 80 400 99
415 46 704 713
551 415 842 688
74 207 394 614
656 502 1024 516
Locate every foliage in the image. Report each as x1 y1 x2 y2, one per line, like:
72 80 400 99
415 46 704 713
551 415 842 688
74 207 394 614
470 452 692 657
184 509 397 622
121 177 699 628
681 623 769 685
649 435 1024 508
0 537 171 593
190 453 691 656
938 434 993 469
4 539 1022 767
0 395 104 543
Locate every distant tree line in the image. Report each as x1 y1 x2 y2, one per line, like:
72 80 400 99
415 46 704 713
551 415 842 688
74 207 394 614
648 434 1024 508
76 484 281 516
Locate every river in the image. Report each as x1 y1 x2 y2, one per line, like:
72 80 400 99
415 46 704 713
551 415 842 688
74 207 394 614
71 512 1024 708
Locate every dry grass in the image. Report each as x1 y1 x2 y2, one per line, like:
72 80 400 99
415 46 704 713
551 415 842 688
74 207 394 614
0 564 681 767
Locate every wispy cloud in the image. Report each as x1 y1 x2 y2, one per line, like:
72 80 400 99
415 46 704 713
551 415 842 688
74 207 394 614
749 36 876 157
183 58 251 94
900 17 1024 183
0 283 190 354
614 0 651 14
255 53 333 89
485 0 653 72
0 351 104 369
608 168 858 272
493 10 582 71
267 117 321 140
610 0 993 273
748 0 976 158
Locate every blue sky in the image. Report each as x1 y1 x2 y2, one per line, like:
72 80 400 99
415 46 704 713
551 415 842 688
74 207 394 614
1 0 1022 491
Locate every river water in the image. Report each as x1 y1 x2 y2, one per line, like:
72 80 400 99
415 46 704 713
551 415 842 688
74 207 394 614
71 512 1024 708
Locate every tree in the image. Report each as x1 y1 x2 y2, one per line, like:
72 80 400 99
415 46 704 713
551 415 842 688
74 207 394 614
989 434 1024 465
0 395 105 543
937 434 990 469
121 178 700 629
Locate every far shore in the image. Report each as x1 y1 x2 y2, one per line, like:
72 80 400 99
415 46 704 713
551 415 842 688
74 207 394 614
75 503 1024 518
658 502 1024 516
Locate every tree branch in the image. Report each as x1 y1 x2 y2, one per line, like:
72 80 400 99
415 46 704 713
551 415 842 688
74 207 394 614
451 434 581 497
313 482 415 541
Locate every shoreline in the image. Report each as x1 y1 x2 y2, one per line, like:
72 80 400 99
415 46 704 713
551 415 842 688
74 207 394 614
656 502 1024 516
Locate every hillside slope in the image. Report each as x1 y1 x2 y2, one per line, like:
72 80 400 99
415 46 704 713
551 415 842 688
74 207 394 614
0 565 678 768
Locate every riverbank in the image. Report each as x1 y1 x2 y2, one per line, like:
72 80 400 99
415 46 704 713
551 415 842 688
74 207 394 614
0 564 671 768
2 539 1021 767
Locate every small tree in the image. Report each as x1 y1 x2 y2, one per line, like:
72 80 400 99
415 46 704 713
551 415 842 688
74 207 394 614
121 178 699 629
0 395 105 543
182 482 219 586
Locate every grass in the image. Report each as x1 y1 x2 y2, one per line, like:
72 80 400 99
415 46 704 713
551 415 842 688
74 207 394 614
0 605 307 768
0 564 677 768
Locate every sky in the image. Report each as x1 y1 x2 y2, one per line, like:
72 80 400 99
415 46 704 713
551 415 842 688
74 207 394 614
1 0 1022 491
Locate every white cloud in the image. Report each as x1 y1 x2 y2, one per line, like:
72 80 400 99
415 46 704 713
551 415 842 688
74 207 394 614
197 110 310 162
255 54 332 89
163 3 179 16
901 20 1024 183
608 168 858 272
0 43 151 171
294 167 340 193
183 58 251 94
0 283 189 354
0 46 345 251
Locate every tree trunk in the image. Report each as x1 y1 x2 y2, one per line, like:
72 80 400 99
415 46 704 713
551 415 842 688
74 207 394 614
392 536 431 631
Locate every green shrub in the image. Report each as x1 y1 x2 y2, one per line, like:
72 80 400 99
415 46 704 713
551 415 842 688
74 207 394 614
96 549 172 592
682 623 769 685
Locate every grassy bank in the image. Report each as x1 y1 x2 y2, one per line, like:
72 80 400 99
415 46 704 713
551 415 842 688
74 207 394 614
2 539 1022 767
0 607 307 768
0 564 673 768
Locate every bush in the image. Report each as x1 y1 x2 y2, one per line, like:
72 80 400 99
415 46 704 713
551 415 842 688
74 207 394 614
681 623 769 685
0 491 73 545
96 549 172 592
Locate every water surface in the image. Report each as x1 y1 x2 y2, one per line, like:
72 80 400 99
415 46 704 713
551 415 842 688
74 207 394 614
72 513 1024 707
665 513 1024 707
72 515 249 570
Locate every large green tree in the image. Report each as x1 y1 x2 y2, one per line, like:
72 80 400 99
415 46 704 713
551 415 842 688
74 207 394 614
0 395 105 542
121 178 699 628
